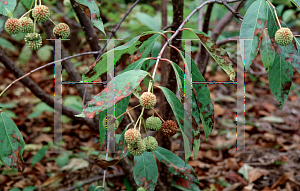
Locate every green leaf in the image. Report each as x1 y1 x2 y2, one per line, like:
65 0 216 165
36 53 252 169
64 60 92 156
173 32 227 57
157 86 192 162
56 152 69 167
183 29 235 81
260 28 275 73
136 12 161 31
153 146 198 183
0 0 16 16
18 45 33 65
133 152 158 191
28 102 54 118
0 110 25 172
37 45 53 62
295 37 300 56
20 0 34 10
0 37 17 51
31 146 49 167
275 37 300 75
75 0 105 35
179 50 215 140
82 31 160 82
23 186 36 191
81 70 148 119
290 0 300 9
266 2 278 38
8 188 21 191
239 0 267 70
268 53 293 107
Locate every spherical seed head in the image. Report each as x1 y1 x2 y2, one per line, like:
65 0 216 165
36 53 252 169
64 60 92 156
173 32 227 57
143 136 158 152
32 5 50 22
24 33 42 50
161 120 178 137
53 23 70 39
275 28 293 46
102 115 119 132
128 139 145 156
19 17 33 33
5 18 21 35
124 129 141 144
145 116 162 131
137 187 147 191
140 92 156 109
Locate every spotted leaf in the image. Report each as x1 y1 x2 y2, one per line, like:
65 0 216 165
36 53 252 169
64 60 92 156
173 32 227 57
79 70 148 119
133 152 158 191
268 53 293 107
75 0 105 35
239 0 268 70
0 109 25 172
0 0 16 16
182 28 235 81
153 146 198 183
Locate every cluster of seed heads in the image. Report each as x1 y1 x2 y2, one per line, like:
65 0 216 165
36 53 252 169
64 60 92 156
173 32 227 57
102 115 119 132
5 4 70 50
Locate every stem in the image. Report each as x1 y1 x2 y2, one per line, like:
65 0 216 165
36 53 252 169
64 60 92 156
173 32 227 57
20 9 33 19
266 0 281 28
49 18 57 26
143 121 149 138
151 108 165 123
138 108 145 132
35 0 37 7
116 104 141 120
39 0 41 5
33 19 36 33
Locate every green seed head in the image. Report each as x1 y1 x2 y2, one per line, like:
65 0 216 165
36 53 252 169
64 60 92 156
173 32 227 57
128 139 145 156
124 129 141 144
145 116 162 131
24 33 42 50
5 18 21 35
53 23 70 39
19 17 33 33
140 92 156 109
32 5 50 22
143 136 158 152
137 187 147 191
275 27 293 46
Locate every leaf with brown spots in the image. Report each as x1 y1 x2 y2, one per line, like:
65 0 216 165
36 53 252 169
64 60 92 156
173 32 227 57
134 152 158 191
268 53 293 107
182 28 235 81
82 31 161 82
0 0 16 16
239 0 268 70
153 146 199 183
260 28 275 73
0 109 25 172
76 0 105 35
79 70 148 119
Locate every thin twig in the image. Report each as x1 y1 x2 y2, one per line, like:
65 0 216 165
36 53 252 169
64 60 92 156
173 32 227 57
94 0 141 63
151 0 242 80
0 50 103 97
151 108 165 123
222 0 244 21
